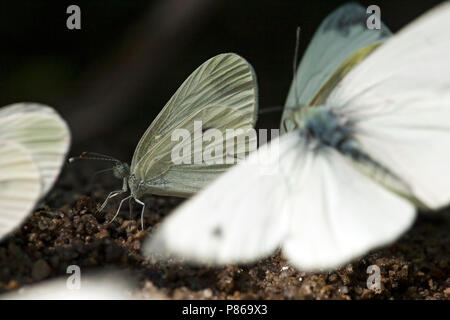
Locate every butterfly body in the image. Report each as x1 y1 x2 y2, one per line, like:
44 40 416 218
297 106 353 148
128 172 168 199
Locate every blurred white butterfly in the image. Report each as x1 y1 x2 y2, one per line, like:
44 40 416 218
0 103 70 240
1 270 134 300
145 2 450 271
73 53 258 229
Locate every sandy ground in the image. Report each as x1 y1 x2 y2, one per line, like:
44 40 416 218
0 165 448 300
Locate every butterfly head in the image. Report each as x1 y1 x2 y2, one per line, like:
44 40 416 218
297 106 355 150
112 162 130 179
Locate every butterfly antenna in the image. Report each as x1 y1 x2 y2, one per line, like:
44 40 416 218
93 167 115 175
258 106 284 115
107 195 132 224
292 26 301 105
68 152 121 163
85 167 116 193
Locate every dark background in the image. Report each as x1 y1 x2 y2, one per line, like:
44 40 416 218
0 0 445 162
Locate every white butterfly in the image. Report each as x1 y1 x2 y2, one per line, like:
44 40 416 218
144 2 450 271
77 53 258 228
0 103 70 240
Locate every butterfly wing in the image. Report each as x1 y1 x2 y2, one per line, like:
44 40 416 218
0 103 71 196
131 105 256 197
0 103 57 116
145 132 295 263
1 271 134 300
0 140 40 240
282 2 391 133
327 2 450 209
130 53 258 197
145 132 415 270
282 140 415 270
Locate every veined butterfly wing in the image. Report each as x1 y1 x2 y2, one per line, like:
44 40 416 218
0 103 71 196
0 140 40 239
129 53 258 197
131 105 256 197
282 2 391 133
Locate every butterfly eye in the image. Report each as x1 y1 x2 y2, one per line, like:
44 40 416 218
112 163 130 179
212 226 223 238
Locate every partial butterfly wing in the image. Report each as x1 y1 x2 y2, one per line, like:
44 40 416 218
282 2 391 133
0 103 71 196
130 53 258 197
0 103 56 116
1 271 135 300
0 140 40 239
281 137 414 270
131 105 256 197
327 2 450 209
145 133 295 264
145 132 415 270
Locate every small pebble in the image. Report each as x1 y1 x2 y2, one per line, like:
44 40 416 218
32 259 51 281
95 229 110 239
203 288 213 298
339 286 349 294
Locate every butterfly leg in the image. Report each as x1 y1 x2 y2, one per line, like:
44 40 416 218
108 195 132 224
134 198 146 230
98 178 128 211
99 190 123 211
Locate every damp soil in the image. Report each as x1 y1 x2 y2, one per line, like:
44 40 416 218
0 163 448 300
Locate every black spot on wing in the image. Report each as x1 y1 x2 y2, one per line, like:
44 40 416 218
321 3 367 36
212 226 223 238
